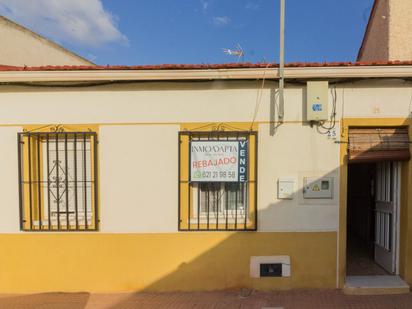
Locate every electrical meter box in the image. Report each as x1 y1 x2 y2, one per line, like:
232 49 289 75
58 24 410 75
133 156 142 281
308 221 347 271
306 81 329 121
303 177 333 199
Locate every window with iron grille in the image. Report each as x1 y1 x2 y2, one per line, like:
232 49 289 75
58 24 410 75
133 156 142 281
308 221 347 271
18 131 98 231
178 131 257 231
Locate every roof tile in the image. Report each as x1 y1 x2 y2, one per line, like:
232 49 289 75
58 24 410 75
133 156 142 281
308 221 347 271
1 61 412 72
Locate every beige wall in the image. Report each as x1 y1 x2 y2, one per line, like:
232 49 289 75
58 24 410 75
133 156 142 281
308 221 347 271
388 0 412 60
100 125 180 232
0 126 21 232
359 0 390 61
0 78 411 291
0 16 92 66
0 80 410 234
0 81 340 233
359 0 412 61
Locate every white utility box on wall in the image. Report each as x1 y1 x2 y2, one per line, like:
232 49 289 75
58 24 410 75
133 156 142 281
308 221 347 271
303 177 333 199
306 81 329 121
277 179 294 199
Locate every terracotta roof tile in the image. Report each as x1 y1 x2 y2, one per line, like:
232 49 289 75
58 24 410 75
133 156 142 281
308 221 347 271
1 61 412 72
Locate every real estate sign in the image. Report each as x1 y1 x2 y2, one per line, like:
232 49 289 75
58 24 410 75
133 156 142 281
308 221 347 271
190 140 248 182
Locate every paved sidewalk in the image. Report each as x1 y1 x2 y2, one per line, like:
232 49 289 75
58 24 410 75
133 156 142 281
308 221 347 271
0 289 411 309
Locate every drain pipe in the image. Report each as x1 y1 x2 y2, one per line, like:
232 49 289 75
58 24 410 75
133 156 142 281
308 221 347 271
278 0 285 122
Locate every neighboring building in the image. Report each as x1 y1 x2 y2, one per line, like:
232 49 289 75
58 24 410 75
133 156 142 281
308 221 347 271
0 15 93 66
0 62 411 294
358 0 412 61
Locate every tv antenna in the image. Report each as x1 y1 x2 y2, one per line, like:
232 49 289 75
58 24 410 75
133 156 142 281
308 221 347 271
222 44 244 62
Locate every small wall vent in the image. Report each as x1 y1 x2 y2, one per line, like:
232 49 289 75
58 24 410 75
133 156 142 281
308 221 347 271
250 256 291 278
260 263 282 277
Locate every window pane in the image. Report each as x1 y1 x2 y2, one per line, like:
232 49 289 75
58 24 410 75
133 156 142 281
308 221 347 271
43 137 93 226
200 182 222 214
198 182 248 216
226 183 247 212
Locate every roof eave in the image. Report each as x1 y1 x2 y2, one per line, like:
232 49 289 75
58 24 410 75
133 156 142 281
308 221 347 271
1 66 412 83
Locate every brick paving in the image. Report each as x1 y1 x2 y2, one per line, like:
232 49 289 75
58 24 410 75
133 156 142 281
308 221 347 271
0 290 411 309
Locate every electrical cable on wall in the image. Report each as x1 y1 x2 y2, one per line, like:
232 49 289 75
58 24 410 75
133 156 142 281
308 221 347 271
408 85 412 115
250 63 271 131
340 86 346 138
316 85 337 135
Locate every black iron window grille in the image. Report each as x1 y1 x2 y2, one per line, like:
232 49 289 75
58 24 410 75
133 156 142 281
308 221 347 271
195 182 248 220
178 131 257 231
18 131 98 231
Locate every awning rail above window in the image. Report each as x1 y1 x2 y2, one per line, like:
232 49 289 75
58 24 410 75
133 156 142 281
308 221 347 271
348 127 411 163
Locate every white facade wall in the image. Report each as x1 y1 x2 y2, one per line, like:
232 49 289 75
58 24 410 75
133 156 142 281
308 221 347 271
0 80 410 233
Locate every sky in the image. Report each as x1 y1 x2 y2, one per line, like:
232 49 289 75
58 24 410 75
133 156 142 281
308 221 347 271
0 0 374 65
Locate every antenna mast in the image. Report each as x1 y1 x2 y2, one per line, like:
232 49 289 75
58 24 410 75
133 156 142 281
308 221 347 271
278 0 285 122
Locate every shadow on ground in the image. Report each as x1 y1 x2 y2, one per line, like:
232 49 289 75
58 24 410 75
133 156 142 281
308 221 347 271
100 290 412 309
0 292 89 309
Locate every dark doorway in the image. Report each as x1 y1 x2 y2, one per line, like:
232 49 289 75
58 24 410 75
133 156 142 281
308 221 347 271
346 162 389 276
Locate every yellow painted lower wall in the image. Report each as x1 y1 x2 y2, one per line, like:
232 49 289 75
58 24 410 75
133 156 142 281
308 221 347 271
0 232 337 293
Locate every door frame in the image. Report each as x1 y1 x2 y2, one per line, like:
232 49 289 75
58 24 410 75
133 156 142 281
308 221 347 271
338 118 409 288
395 161 401 275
